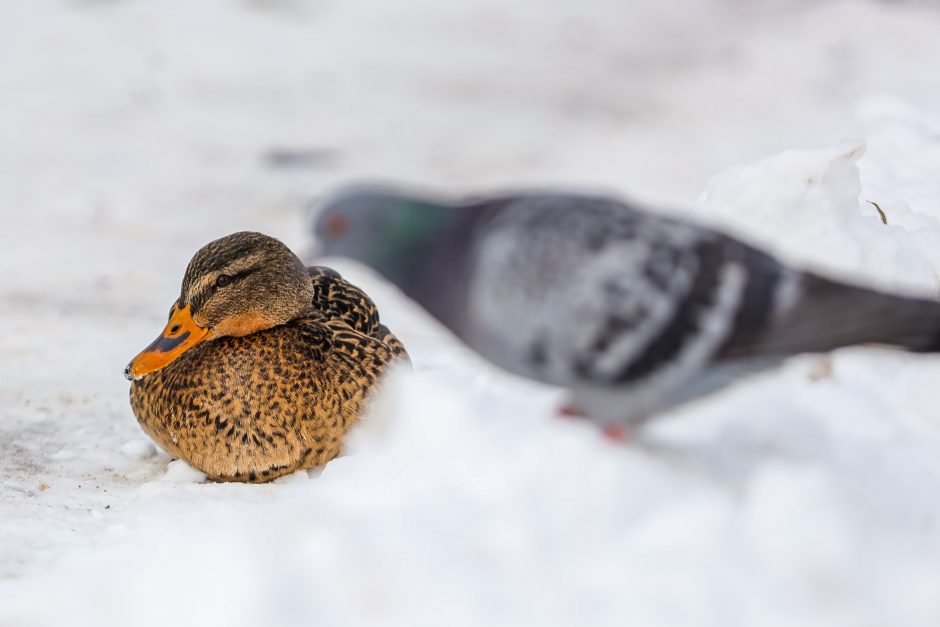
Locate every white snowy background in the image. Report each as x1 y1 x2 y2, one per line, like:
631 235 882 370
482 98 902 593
3 0 940 625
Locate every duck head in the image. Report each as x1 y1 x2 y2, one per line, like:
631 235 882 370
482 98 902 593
125 232 313 381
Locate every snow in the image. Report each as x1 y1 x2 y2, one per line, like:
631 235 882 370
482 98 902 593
3 0 940 625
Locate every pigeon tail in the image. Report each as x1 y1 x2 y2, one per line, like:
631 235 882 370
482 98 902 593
723 273 940 359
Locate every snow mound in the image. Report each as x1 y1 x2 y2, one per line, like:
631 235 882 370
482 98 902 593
696 140 940 295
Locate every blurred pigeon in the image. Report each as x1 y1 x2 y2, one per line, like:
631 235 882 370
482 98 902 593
312 184 940 428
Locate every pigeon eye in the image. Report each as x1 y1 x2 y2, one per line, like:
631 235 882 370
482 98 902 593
325 213 349 239
215 274 232 288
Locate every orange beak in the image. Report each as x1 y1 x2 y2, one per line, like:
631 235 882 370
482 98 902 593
125 303 213 380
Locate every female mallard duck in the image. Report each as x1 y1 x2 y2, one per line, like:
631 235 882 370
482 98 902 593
125 231 408 483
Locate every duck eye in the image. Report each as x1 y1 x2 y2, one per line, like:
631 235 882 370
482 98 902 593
215 274 232 288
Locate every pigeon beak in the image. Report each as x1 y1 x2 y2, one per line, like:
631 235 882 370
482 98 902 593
125 303 212 380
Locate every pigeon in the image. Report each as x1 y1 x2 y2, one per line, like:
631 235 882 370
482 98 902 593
311 184 940 428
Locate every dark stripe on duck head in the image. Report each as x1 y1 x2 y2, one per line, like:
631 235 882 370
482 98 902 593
187 267 262 315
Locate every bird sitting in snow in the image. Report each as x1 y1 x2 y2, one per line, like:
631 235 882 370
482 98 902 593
312 185 940 431
125 232 408 482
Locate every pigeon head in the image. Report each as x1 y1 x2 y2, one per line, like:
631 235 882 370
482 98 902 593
312 185 452 286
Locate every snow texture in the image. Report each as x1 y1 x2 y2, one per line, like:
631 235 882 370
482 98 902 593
3 1 940 626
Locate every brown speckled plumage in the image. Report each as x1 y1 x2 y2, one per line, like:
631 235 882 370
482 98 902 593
128 233 408 483
308 265 410 363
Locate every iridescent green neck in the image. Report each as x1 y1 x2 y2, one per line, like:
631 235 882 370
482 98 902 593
372 199 453 283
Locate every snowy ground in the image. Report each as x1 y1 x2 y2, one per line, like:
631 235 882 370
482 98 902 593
3 0 940 625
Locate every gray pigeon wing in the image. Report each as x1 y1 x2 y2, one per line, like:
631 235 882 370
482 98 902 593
461 194 789 388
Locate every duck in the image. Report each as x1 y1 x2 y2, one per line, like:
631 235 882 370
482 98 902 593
125 231 408 483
